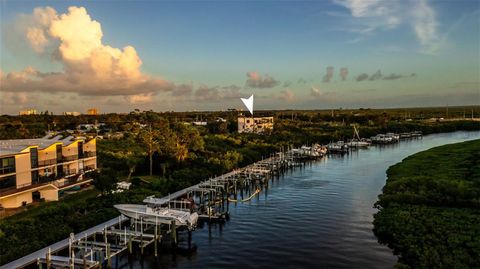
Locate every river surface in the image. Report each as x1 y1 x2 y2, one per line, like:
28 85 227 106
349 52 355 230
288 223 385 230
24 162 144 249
121 131 480 269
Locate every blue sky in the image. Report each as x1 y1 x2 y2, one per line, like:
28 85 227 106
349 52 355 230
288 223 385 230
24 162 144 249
0 0 479 113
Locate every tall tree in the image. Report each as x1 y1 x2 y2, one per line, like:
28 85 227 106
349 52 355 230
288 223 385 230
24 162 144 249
139 125 161 176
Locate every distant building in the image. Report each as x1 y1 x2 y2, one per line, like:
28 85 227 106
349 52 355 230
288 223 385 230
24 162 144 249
63 111 80 116
238 116 274 134
19 109 38 116
87 108 99 115
192 121 208 126
0 135 97 208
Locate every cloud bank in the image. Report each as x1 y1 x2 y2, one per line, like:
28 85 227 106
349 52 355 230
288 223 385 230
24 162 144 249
245 72 279 88
1 6 173 102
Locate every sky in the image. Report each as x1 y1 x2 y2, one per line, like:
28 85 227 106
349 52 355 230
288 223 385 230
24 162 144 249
0 0 479 114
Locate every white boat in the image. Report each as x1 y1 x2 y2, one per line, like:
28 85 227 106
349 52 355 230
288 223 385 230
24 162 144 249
327 141 348 153
346 139 370 148
347 125 371 148
114 204 199 230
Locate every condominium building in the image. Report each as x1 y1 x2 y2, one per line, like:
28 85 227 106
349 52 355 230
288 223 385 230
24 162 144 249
0 135 97 208
19 109 38 116
87 108 99 115
63 111 81 116
238 116 274 134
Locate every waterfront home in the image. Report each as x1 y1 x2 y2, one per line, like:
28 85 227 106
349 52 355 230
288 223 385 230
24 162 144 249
0 134 97 208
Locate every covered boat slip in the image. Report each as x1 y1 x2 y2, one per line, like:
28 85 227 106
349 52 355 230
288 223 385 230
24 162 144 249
4 151 300 269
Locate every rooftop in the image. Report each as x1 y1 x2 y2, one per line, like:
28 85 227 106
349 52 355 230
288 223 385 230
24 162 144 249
0 134 87 156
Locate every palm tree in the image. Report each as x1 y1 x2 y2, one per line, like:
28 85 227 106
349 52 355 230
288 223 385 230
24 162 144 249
139 125 160 176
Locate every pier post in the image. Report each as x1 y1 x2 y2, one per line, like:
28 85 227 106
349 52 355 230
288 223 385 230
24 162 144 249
46 248 51 269
171 220 177 246
128 234 133 254
154 224 158 257
107 243 111 268
188 230 192 250
104 225 108 244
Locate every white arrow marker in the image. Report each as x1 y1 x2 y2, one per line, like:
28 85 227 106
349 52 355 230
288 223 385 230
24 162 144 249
241 94 254 115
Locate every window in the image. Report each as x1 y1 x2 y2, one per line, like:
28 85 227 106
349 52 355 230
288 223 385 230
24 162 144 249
78 141 84 158
0 175 16 189
56 144 63 162
0 157 15 175
30 148 38 168
31 170 39 184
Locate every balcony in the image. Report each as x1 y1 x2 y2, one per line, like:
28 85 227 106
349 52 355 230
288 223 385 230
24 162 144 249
83 151 96 158
62 155 78 162
38 158 57 167
38 174 59 183
63 169 77 177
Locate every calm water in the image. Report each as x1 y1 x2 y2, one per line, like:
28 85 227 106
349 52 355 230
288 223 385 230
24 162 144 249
121 131 480 269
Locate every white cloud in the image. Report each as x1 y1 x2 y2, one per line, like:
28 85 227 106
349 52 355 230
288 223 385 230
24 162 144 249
411 0 440 54
333 0 442 54
2 6 173 97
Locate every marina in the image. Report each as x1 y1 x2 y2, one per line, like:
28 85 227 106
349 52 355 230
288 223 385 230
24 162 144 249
3 130 463 269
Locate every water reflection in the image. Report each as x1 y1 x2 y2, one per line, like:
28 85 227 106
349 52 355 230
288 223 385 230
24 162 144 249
118 131 479 269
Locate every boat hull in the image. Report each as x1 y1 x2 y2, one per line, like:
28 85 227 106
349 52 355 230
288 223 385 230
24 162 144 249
114 204 198 229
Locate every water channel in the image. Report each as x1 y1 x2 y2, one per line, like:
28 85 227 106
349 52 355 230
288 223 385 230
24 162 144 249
123 131 480 269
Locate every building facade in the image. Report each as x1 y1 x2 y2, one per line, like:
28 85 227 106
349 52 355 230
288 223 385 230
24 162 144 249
87 108 99 115
63 111 80 116
238 116 274 134
0 135 97 208
19 109 38 115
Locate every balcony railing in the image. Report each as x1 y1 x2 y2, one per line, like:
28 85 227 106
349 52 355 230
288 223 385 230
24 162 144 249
38 174 58 183
84 165 96 171
63 169 77 177
62 155 78 162
38 159 57 167
83 151 96 158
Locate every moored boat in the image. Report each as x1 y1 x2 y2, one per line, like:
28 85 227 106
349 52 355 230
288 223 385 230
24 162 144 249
114 204 199 230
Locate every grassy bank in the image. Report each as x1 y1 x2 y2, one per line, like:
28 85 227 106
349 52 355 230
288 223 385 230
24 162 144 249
373 139 480 268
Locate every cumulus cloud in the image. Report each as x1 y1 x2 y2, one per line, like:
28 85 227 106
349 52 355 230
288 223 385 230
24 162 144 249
125 93 156 104
334 0 441 54
355 70 416 82
171 83 194 97
382 73 403 80
278 89 295 103
1 6 174 98
310 86 322 97
246 72 279 88
194 85 244 102
340 67 349 81
356 73 369 81
1 91 29 105
323 66 334 82
310 86 337 101
369 70 382 81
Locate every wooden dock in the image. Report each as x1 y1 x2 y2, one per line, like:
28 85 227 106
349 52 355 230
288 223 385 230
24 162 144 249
2 149 320 269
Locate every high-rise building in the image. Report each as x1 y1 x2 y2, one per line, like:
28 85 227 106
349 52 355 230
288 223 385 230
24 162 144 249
0 135 97 208
87 108 99 115
19 109 38 115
